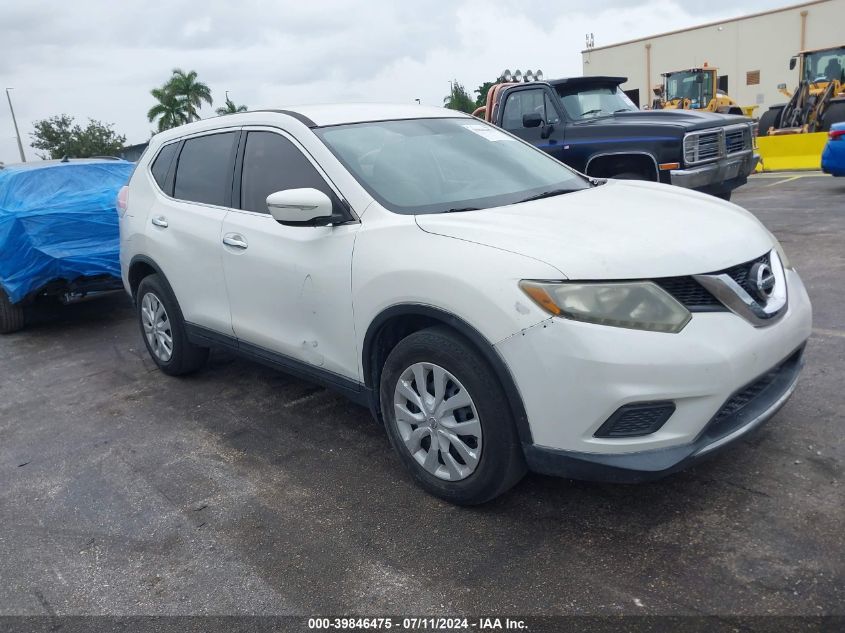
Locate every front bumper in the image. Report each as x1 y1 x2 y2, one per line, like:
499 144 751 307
670 151 760 191
523 345 804 482
494 268 812 481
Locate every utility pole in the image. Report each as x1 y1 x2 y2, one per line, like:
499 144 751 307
5 88 26 163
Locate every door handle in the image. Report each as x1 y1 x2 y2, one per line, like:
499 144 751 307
151 215 168 228
222 233 248 249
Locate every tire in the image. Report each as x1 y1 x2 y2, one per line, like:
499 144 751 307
820 101 845 132
757 107 782 136
714 191 732 201
0 287 25 334
136 274 208 375
379 326 526 505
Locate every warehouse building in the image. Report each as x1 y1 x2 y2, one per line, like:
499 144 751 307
581 0 843 114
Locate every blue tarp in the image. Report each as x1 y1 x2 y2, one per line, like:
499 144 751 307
0 160 134 303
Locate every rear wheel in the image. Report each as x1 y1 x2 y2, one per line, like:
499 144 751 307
136 274 208 375
714 191 732 201
0 287 25 334
379 326 526 505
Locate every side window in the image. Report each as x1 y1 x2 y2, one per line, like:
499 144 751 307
239 131 340 214
173 132 237 206
150 142 178 192
501 89 546 129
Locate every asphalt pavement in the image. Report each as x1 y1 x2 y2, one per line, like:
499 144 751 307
0 173 842 617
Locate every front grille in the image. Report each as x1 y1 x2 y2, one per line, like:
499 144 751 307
684 129 723 164
595 402 676 438
725 126 751 154
701 347 804 443
655 252 770 311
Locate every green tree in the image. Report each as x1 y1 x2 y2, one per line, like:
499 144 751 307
147 86 188 132
147 68 213 132
475 81 496 108
30 115 126 159
215 95 248 116
443 80 476 114
166 68 213 122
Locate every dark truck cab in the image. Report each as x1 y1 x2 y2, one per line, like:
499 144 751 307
479 76 760 199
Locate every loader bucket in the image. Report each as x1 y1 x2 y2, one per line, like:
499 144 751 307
755 132 829 171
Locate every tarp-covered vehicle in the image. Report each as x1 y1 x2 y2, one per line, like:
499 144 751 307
0 158 134 333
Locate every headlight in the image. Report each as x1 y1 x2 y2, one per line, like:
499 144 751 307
519 280 691 333
770 235 793 270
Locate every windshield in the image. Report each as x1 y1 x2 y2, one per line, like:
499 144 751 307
802 48 845 83
313 118 589 215
554 84 637 119
664 70 714 108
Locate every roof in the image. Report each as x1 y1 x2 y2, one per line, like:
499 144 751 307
547 76 628 87
149 103 469 145
581 0 832 53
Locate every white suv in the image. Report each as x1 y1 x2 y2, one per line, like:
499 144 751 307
119 104 812 504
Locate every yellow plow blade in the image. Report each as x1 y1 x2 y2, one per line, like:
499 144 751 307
756 132 829 172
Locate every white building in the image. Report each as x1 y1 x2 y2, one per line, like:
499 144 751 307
581 0 843 113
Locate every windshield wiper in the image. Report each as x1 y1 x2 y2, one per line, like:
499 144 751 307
580 109 605 118
443 207 480 213
517 189 577 203
614 108 633 113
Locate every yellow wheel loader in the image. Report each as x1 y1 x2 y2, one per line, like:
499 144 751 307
652 66 758 118
758 45 845 136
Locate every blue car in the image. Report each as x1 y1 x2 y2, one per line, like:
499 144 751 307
0 158 134 333
821 122 845 177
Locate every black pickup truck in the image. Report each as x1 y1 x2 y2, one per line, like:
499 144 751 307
479 76 760 200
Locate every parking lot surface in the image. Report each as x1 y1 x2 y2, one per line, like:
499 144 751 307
1 174 842 616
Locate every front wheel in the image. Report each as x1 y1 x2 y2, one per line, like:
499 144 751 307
136 274 208 375
713 191 732 201
379 326 526 505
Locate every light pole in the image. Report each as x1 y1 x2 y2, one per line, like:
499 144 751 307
5 88 26 163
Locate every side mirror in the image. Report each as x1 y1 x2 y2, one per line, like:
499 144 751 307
789 57 797 70
522 113 543 128
266 188 337 226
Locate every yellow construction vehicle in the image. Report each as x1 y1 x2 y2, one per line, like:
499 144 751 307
758 44 845 136
652 65 757 118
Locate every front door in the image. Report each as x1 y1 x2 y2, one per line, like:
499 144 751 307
220 129 360 381
499 87 566 161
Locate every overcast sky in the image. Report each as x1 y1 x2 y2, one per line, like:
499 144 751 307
1 0 784 162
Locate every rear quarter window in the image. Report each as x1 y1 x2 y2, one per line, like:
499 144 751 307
149 142 179 192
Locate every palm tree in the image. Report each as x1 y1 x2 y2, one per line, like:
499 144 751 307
166 68 212 122
216 94 248 116
147 86 188 132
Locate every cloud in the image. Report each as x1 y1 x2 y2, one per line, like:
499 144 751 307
0 0 779 162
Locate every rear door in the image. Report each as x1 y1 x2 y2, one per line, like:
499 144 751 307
220 127 360 380
144 130 238 335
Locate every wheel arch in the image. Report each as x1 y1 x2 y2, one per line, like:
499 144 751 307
362 304 532 444
128 255 174 303
585 151 660 181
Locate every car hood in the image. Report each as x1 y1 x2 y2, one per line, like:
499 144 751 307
569 109 751 131
415 180 774 280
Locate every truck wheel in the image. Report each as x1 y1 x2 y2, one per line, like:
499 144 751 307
612 172 647 180
379 326 526 505
0 287 26 334
714 191 732 202
757 107 782 136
